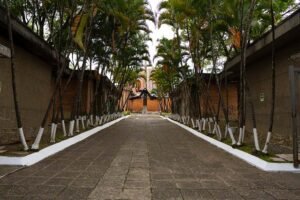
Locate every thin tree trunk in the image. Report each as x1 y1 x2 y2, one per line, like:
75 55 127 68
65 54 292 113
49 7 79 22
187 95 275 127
237 0 257 146
5 0 28 151
263 0 276 154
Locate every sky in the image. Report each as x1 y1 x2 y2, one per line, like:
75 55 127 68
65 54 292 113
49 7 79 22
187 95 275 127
146 0 174 66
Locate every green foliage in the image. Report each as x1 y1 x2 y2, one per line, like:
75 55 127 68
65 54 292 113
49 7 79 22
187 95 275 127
153 0 299 102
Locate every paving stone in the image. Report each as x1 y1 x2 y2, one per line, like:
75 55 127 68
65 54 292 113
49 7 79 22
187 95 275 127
124 179 151 189
0 175 25 185
8 185 36 196
127 168 149 180
15 177 49 185
0 185 13 195
270 157 286 162
29 185 65 197
181 189 214 199
208 189 243 199
150 173 173 181
276 154 296 161
99 178 125 188
56 187 94 200
31 169 57 177
0 195 25 200
77 171 105 179
55 171 80 178
173 173 196 181
0 166 22 178
200 179 229 189
151 180 177 189
71 178 99 188
131 161 150 168
176 181 203 189
88 187 121 199
119 188 151 199
43 177 74 186
235 188 275 199
265 189 300 199
152 189 183 200
5 168 34 177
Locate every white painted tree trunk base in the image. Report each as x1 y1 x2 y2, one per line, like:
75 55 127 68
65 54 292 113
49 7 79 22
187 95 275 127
99 116 103 125
198 119 203 131
86 119 91 127
50 123 55 142
253 128 261 151
62 120 67 137
237 127 243 146
18 128 28 151
228 126 237 146
191 118 196 128
81 116 85 130
202 119 206 131
50 124 57 143
224 124 228 138
262 131 272 154
76 118 80 133
212 122 217 134
68 120 75 137
216 124 222 140
31 127 44 150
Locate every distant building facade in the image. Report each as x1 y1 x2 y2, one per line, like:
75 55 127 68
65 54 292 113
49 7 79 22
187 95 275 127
123 66 160 113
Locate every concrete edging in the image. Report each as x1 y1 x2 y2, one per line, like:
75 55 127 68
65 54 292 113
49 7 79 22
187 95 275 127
0 116 129 166
161 116 300 173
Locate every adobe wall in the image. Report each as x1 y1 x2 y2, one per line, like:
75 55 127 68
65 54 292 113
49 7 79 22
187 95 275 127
127 98 161 112
147 99 160 112
201 83 238 121
245 38 300 146
175 82 238 120
0 36 53 144
58 78 91 119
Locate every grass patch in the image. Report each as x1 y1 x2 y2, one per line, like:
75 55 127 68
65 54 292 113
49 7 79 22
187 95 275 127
160 112 171 117
123 111 131 116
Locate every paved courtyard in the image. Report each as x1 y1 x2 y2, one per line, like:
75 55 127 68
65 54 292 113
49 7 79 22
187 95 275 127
0 115 300 199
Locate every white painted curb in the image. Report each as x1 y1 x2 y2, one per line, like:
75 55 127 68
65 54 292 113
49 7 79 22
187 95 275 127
0 116 129 166
160 116 300 173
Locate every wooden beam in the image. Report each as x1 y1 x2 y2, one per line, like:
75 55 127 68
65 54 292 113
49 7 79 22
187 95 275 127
0 43 11 58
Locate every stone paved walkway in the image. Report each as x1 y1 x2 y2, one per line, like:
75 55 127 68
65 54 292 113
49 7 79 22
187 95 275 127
1 115 300 199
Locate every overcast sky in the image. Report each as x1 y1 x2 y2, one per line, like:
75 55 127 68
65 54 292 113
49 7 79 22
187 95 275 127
146 0 174 66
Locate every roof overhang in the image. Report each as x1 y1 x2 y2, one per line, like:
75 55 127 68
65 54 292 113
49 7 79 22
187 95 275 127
225 9 300 78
